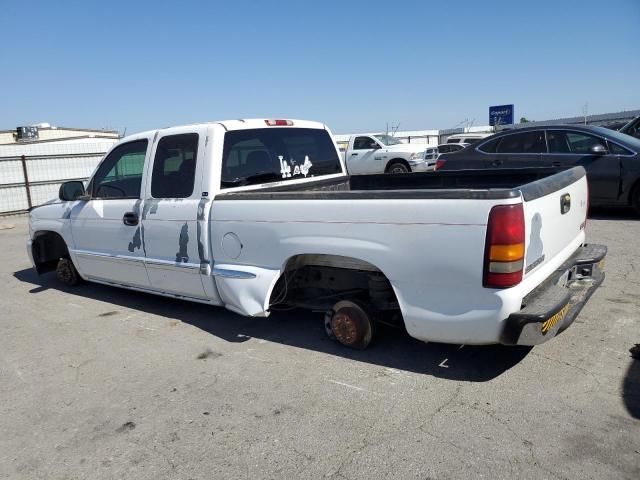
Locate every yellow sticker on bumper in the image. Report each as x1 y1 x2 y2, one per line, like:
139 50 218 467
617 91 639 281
541 303 570 334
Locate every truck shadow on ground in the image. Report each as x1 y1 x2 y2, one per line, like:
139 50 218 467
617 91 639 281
588 206 638 220
14 268 531 382
623 359 640 419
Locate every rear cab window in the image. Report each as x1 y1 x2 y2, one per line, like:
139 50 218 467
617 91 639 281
221 128 342 188
478 137 500 153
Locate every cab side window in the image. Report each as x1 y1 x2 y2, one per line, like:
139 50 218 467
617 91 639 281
546 131 572 153
496 131 546 154
477 137 500 153
565 132 602 154
353 137 378 150
608 142 633 155
151 134 198 199
91 140 148 199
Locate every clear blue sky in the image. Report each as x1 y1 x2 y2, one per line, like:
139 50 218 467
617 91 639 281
1 0 638 134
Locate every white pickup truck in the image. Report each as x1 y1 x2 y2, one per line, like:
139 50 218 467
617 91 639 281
343 134 437 174
28 119 606 349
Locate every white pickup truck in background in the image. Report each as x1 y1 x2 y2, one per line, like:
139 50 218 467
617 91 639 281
343 134 437 174
28 119 606 349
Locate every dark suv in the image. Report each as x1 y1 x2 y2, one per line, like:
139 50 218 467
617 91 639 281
439 125 640 212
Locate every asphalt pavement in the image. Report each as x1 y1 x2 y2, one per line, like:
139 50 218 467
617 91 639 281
0 212 638 479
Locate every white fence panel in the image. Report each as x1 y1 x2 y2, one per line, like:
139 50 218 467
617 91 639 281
0 160 25 184
0 186 29 213
0 139 116 214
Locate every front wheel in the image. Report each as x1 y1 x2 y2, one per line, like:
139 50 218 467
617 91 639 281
56 257 82 286
387 161 410 174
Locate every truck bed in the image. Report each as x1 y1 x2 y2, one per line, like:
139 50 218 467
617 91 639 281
218 167 581 202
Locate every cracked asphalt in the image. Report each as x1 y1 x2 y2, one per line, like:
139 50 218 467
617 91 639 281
1 212 639 479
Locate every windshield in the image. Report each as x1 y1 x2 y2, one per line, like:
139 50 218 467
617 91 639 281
221 128 342 188
373 134 403 146
620 117 639 133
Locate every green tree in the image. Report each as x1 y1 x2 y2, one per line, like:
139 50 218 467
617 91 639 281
520 117 531 124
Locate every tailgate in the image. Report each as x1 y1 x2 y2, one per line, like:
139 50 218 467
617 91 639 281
520 167 588 285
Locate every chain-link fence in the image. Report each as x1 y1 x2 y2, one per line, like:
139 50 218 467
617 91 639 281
0 140 117 215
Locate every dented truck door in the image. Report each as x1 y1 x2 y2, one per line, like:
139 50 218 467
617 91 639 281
69 138 152 287
140 128 213 301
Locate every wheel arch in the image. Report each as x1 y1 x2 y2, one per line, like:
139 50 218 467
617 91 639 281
31 230 70 274
269 253 401 314
385 158 411 173
627 176 640 206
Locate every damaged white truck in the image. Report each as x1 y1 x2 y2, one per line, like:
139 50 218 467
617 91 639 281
28 119 606 349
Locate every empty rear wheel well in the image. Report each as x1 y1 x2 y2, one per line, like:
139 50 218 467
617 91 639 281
32 231 69 274
269 254 401 322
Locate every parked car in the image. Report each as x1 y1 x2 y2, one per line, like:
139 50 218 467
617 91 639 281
28 119 605 349
439 125 640 212
343 134 436 174
620 116 640 140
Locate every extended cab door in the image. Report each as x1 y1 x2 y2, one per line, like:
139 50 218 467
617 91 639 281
141 127 219 301
544 129 621 203
347 136 382 175
69 138 151 287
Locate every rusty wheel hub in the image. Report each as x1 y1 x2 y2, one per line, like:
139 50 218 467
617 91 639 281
331 311 360 346
328 301 373 349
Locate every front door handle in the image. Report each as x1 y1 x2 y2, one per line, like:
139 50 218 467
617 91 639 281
551 162 561 167
351 153 359 156
123 212 139 226
492 159 503 167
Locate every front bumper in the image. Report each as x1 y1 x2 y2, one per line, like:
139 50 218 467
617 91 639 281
410 161 436 172
500 244 607 346
26 238 36 270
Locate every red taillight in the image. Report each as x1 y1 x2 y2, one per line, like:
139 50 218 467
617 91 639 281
265 119 293 126
483 204 525 288
435 159 445 170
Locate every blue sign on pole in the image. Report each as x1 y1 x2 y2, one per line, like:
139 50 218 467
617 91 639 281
489 104 514 126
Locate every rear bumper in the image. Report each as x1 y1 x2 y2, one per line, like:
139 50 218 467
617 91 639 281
500 244 607 346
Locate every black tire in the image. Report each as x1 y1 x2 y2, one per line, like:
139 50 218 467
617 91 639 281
387 161 410 174
326 300 374 350
56 257 82 286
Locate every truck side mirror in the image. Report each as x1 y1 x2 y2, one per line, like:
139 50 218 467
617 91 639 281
59 181 86 201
